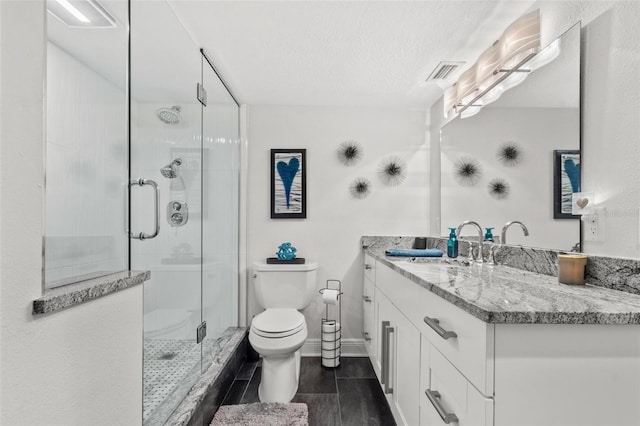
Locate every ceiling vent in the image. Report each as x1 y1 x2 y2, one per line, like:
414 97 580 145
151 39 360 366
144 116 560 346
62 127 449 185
425 61 465 82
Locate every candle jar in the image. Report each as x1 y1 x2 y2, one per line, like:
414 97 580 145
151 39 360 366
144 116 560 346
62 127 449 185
558 254 588 285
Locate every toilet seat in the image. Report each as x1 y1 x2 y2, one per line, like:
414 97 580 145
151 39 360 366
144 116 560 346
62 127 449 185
251 309 305 338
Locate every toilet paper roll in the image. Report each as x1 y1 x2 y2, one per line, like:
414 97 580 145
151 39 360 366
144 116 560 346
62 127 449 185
322 334 341 350
322 320 338 332
321 321 341 350
322 339 341 351
322 289 340 305
322 356 340 368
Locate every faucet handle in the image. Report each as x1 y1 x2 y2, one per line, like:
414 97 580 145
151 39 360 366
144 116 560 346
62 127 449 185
486 245 497 265
466 241 475 262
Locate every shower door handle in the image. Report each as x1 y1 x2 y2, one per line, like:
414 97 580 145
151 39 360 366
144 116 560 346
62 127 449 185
129 178 160 240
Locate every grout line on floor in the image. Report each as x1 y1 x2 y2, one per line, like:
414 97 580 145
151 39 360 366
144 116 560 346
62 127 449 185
219 381 235 406
238 373 252 403
334 364 343 426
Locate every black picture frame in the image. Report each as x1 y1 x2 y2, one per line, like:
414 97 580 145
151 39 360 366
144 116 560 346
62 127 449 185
553 149 581 219
271 149 307 219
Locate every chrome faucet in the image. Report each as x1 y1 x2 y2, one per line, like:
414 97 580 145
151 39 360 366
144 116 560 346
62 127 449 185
501 221 529 245
456 221 484 263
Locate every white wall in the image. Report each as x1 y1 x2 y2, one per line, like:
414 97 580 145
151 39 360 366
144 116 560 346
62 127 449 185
440 107 580 250
430 1 640 258
246 105 428 343
0 2 142 425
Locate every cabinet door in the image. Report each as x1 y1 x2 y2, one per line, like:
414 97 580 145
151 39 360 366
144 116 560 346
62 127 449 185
363 277 376 370
391 304 421 426
377 290 421 426
422 345 493 426
419 336 431 426
373 287 386 377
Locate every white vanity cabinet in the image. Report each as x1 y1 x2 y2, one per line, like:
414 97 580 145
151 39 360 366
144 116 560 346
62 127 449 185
377 289 421 426
362 254 377 374
364 255 640 426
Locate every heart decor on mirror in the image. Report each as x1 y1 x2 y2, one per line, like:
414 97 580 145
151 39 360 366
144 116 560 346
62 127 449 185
576 198 589 209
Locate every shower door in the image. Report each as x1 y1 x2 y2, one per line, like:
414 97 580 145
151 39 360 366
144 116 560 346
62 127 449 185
200 51 240 372
130 2 203 425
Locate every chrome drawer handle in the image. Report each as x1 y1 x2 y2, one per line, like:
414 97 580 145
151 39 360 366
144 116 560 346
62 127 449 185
364 264 373 270
425 389 459 424
384 325 395 394
423 316 457 340
362 295 372 303
381 321 390 387
362 332 372 342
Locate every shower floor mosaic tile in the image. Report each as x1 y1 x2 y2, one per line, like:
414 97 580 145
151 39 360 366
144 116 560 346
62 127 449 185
143 330 236 426
144 339 202 423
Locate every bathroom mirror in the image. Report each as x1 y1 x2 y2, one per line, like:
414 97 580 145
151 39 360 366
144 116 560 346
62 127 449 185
440 23 580 251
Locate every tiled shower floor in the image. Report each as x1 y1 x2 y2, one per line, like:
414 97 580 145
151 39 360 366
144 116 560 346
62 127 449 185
143 330 235 426
143 339 202 422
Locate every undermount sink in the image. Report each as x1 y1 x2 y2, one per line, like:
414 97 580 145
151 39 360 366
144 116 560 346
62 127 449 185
391 257 481 288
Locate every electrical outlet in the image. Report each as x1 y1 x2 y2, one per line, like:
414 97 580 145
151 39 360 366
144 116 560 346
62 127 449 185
584 207 606 242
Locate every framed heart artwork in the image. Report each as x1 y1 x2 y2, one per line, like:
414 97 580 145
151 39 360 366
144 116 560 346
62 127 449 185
553 150 581 219
271 149 307 219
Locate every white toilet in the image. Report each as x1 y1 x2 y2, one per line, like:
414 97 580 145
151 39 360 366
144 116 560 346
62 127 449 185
249 261 318 403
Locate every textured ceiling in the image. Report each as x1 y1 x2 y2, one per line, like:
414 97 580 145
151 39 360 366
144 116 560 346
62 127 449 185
169 0 536 110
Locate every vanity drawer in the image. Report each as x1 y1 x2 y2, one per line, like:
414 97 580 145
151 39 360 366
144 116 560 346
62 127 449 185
419 284 494 396
376 262 494 396
364 253 376 283
421 343 494 426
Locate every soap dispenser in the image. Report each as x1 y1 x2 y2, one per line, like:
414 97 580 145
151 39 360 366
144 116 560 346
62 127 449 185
447 228 458 258
484 227 495 243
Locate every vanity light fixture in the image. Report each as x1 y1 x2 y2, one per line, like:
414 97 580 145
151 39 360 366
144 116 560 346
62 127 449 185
445 9 554 119
48 0 116 28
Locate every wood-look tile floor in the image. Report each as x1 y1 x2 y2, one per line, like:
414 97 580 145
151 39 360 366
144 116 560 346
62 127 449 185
220 357 396 426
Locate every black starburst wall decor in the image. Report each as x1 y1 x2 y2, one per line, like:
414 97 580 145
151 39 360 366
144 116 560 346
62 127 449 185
337 140 364 166
454 157 482 186
349 177 371 199
496 142 522 166
488 178 510 199
378 156 407 186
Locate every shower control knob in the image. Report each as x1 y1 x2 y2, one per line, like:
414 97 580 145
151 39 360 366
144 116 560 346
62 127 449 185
170 213 184 225
166 200 188 227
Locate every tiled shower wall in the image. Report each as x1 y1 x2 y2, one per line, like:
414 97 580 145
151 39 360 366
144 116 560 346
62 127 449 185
45 42 127 287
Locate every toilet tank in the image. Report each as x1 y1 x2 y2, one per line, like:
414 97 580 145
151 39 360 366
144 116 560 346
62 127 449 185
252 261 318 309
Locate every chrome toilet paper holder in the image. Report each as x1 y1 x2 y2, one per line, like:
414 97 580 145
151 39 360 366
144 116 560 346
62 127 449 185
319 280 342 368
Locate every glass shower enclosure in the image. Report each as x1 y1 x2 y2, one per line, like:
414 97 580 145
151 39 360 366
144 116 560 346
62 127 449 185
130 2 240 424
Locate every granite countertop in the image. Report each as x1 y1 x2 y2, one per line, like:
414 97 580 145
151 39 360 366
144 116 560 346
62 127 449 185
33 270 150 315
365 243 640 325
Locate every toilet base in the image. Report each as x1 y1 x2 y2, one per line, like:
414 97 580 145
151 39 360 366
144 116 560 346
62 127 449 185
258 350 301 403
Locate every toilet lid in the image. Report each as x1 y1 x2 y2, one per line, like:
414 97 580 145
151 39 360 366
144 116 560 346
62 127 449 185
252 309 305 335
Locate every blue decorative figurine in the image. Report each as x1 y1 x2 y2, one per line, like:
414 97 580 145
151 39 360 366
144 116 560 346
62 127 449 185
276 242 297 260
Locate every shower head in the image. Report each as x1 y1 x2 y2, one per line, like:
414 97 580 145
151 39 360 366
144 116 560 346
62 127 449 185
160 158 183 179
156 106 182 125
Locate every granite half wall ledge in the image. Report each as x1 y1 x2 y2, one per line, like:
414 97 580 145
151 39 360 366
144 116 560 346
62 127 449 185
362 235 640 296
33 270 150 315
